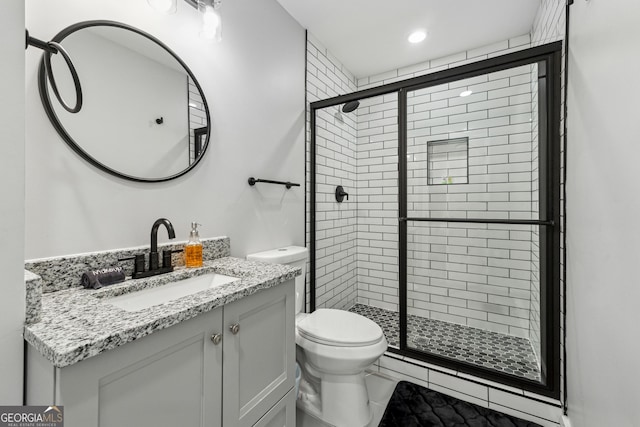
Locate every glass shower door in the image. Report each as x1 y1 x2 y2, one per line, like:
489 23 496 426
399 60 557 385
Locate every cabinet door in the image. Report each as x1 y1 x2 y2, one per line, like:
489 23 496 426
222 280 295 427
253 388 296 427
55 308 224 427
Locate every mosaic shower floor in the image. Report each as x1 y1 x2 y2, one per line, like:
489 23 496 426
348 303 541 382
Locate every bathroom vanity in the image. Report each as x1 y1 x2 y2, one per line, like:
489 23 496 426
24 241 298 427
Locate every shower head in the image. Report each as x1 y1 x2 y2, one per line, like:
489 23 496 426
342 100 360 113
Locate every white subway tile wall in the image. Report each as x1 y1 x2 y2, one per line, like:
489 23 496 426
530 61 542 362
402 64 538 337
531 0 566 404
306 33 359 310
406 222 541 337
355 93 400 312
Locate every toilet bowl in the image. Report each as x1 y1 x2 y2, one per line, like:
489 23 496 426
247 246 388 427
296 308 388 426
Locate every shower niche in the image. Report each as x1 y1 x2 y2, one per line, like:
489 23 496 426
310 42 562 398
426 137 469 185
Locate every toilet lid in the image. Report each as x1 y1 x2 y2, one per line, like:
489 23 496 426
297 309 383 347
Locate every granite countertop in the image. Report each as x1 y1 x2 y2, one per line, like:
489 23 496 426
24 257 300 368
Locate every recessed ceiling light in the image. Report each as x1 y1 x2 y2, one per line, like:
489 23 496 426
408 31 427 44
459 90 473 97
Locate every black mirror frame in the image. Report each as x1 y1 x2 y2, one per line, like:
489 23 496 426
38 20 211 183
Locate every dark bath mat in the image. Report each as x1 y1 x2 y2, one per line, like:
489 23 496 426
379 381 542 427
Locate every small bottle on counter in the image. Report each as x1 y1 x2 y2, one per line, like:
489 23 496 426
185 222 203 268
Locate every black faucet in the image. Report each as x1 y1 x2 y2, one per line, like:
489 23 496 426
119 218 180 279
150 218 175 271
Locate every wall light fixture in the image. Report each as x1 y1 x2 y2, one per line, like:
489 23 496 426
147 0 177 14
148 0 223 42
197 0 223 42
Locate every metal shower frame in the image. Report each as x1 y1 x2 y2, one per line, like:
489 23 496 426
309 41 562 399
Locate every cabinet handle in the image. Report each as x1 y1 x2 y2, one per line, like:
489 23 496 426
210 333 222 345
229 324 240 335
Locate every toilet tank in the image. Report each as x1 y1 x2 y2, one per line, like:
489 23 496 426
246 246 308 314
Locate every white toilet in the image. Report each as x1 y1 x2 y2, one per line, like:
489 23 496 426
247 246 387 427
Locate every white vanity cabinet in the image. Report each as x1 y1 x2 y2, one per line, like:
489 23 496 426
222 280 296 427
26 280 295 427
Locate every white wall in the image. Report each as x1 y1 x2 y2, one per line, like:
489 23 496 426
25 0 305 259
0 0 25 404
567 0 640 425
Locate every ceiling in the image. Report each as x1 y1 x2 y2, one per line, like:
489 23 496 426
276 0 541 78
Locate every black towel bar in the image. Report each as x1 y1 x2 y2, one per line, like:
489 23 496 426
248 177 300 189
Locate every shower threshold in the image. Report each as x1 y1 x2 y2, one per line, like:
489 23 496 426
349 303 541 382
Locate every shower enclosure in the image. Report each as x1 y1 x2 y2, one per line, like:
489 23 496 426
310 42 561 397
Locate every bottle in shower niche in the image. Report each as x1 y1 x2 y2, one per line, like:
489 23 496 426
185 222 203 268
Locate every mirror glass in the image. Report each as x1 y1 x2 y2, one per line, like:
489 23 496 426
40 21 210 182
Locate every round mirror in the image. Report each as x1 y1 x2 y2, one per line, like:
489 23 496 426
38 21 210 182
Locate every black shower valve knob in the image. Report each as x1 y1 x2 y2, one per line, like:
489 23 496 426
335 186 349 203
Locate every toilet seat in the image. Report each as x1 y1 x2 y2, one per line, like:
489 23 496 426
297 309 383 347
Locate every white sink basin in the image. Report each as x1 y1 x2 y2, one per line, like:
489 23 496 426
106 273 239 312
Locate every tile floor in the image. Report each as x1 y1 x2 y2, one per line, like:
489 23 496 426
349 303 541 381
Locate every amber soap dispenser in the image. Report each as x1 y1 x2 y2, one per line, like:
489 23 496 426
185 222 203 268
